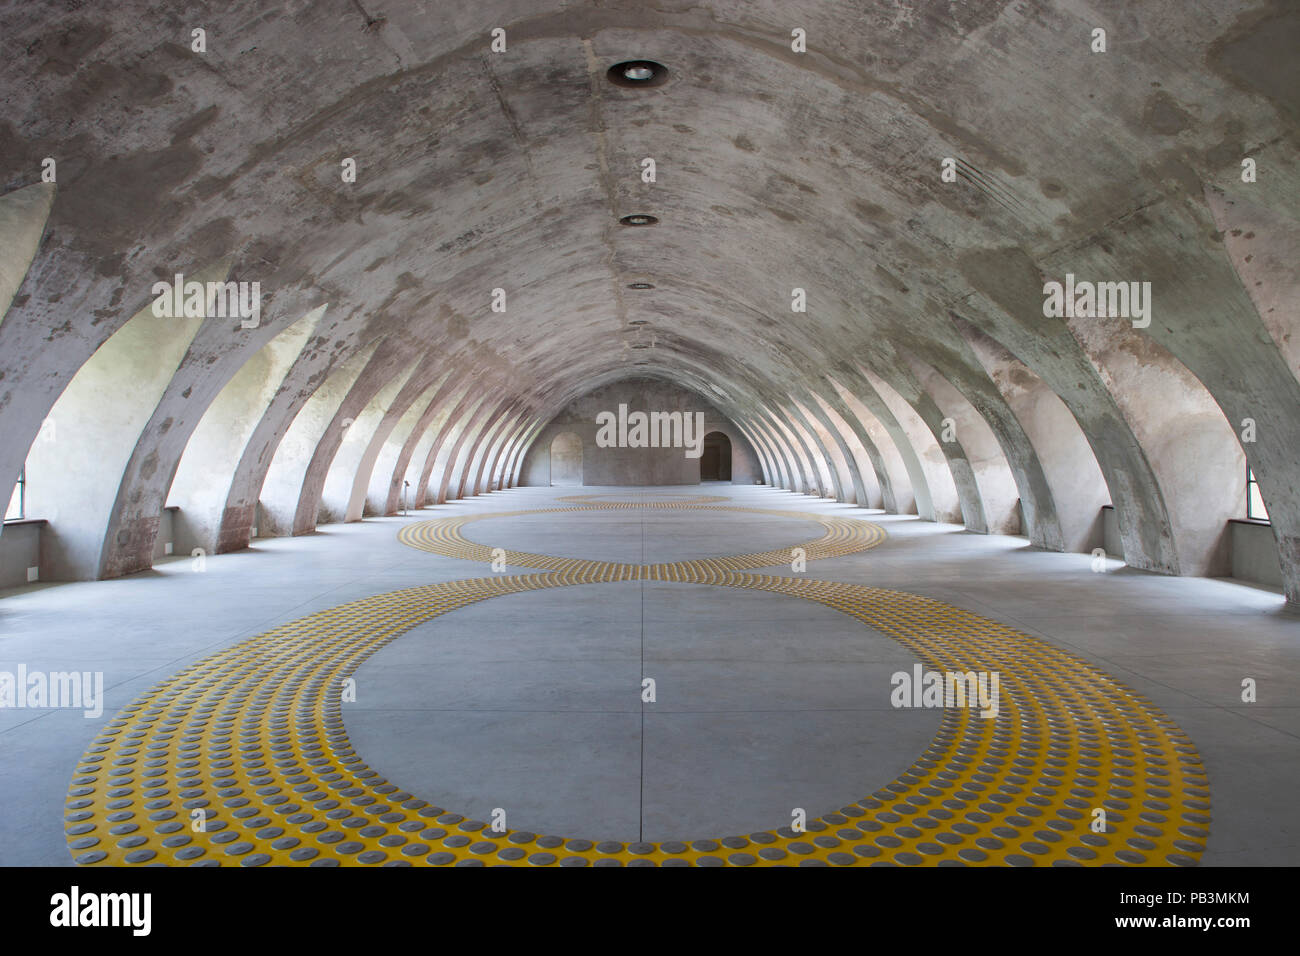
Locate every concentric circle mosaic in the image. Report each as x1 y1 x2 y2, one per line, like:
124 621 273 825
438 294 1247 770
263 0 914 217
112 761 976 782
66 501 1209 866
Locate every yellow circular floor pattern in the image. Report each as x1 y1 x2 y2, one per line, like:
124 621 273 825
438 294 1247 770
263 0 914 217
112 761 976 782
556 492 731 504
66 503 1209 867
397 502 887 579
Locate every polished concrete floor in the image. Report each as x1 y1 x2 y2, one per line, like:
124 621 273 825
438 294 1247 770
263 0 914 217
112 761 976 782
1 484 1297 865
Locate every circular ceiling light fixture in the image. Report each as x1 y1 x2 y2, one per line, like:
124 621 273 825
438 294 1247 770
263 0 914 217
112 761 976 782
607 60 669 88
627 282 655 290
619 214 658 226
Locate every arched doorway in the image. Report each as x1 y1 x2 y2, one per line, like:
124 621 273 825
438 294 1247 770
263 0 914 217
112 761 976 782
549 432 583 486
700 431 732 481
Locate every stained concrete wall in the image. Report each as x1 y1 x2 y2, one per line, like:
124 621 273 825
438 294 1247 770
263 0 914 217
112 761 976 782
520 378 758 487
1230 521 1284 589
0 520 42 589
549 432 582 485
1102 507 1123 560
1098 508 1282 591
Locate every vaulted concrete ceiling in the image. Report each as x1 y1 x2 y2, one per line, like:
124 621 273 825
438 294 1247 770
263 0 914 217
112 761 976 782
1 1 1297 597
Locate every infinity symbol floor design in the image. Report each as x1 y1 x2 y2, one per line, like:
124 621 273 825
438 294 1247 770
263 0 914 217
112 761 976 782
66 503 1209 866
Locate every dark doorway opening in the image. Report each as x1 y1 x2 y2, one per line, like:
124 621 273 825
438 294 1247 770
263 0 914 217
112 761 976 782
700 431 732 481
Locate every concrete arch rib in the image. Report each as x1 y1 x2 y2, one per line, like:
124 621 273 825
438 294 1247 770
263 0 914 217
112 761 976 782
99 285 331 578
388 373 473 512
434 396 505 504
21 262 219 580
810 388 883 509
166 305 324 557
1062 283 1243 580
213 328 373 552
754 414 806 493
457 402 519 500
412 393 477 506
953 251 1182 576
360 371 454 517
258 340 382 539
318 355 426 524
292 340 416 535
957 319 1110 555
796 394 867 506
859 361 986 533
467 406 526 498
838 367 954 522
784 400 847 501
739 421 780 487
774 408 831 498
1078 196 1299 600
0 182 55 328
496 415 540 490
420 393 489 506
501 422 539 489
904 357 1022 536
827 375 917 516
881 319 1069 549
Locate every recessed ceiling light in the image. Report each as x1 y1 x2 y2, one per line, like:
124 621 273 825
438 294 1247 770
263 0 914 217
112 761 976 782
620 214 658 226
607 60 669 88
627 282 655 290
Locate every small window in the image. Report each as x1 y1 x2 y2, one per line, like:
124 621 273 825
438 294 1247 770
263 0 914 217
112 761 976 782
1246 466 1269 522
4 467 24 521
